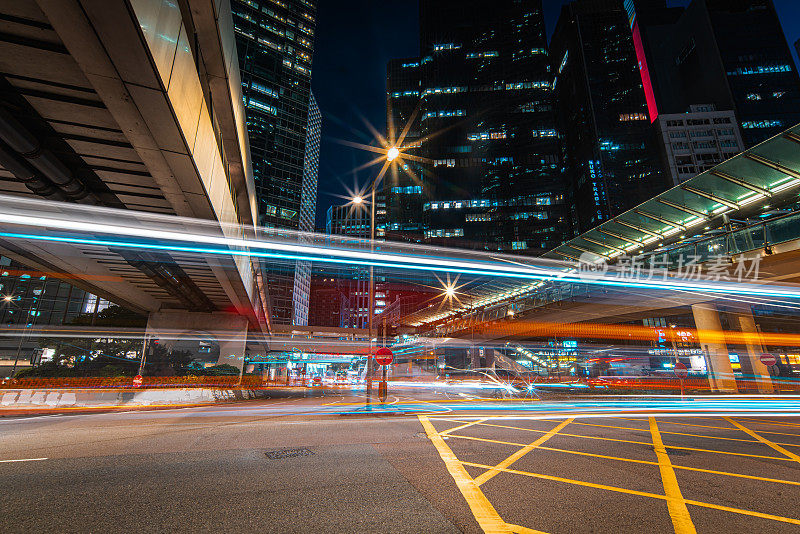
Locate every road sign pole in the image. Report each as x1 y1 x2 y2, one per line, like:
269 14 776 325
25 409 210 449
374 348 393 404
380 365 388 403
137 334 148 376
674 362 688 398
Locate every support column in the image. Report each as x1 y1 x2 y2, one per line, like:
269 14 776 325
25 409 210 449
691 304 738 392
728 307 774 394
146 311 249 370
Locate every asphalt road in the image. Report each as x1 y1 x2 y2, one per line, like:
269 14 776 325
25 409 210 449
2 392 800 533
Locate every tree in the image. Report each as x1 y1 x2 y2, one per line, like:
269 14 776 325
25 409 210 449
68 305 146 328
145 344 193 376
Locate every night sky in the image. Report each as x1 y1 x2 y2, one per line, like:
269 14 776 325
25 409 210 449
311 0 800 228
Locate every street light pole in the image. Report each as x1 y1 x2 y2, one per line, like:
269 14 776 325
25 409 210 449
365 182 376 401
10 293 41 378
470 291 475 369
353 145 398 405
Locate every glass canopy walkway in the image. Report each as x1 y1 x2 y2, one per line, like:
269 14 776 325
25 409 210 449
545 123 800 263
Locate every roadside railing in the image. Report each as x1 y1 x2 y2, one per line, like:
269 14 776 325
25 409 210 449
0 375 282 390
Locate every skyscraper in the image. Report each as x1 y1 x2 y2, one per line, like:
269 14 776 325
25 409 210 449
326 204 370 238
647 0 800 148
231 0 317 324
551 0 669 235
292 93 321 326
385 0 568 254
383 58 424 241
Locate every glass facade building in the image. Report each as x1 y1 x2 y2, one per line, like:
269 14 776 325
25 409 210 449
0 256 104 361
385 0 568 254
231 0 317 324
326 204 370 238
551 0 669 235
292 92 320 326
383 58 424 241
647 0 800 148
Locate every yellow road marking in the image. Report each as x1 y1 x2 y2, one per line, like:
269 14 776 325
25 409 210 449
506 524 548 534
440 418 490 436
725 417 800 463
417 415 513 533
442 420 792 462
734 417 800 430
736 417 800 427
650 418 696 533
460 461 800 526
534 418 781 446
614 416 800 439
474 419 574 487
531 444 800 487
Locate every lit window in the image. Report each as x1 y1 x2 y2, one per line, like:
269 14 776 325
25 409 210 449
466 51 498 59
433 43 461 52
247 99 277 115
742 120 783 129
619 113 648 121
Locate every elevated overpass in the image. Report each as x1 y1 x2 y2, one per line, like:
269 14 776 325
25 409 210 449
0 1 267 365
403 124 800 393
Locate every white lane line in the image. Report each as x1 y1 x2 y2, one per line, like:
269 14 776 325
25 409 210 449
0 457 48 463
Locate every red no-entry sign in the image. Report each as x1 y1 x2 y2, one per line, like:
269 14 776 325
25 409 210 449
674 362 688 379
133 374 143 387
375 347 393 366
760 353 777 366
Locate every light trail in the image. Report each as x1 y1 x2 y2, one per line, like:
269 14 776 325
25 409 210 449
1 213 799 301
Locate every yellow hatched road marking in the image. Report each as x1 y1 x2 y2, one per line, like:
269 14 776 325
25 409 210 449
417 415 515 533
734 417 800 429
440 420 792 462
534 418 796 447
532 444 800 487
440 418 490 436
474 419 574 487
649 417 696 533
460 461 800 526
725 417 800 463
507 524 548 534
613 416 800 439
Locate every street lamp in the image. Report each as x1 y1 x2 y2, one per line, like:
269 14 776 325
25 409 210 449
352 147 398 402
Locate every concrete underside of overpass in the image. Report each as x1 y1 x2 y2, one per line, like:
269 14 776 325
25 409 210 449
428 244 800 393
0 2 267 348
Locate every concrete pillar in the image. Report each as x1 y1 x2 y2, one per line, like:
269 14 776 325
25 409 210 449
729 308 774 394
146 311 249 370
691 304 738 392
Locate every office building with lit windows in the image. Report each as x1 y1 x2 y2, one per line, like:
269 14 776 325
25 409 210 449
550 0 669 235
326 204 370 238
383 58 424 241
292 92 321 326
231 0 317 324
645 0 800 148
0 255 107 363
655 104 745 186
385 0 568 254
